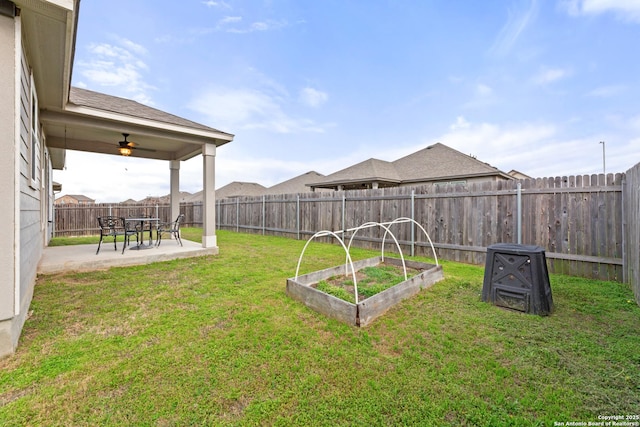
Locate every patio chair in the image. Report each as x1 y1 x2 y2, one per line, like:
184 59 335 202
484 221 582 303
118 217 139 254
156 214 185 247
96 216 119 255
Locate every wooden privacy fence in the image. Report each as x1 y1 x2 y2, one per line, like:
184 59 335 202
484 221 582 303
623 163 640 303
54 203 203 236
216 174 625 282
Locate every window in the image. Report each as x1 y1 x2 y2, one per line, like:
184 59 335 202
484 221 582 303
29 73 39 188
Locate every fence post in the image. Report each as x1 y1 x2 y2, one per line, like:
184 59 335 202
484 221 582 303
236 198 239 233
342 194 346 234
411 189 415 257
517 182 522 244
262 195 266 235
296 195 300 240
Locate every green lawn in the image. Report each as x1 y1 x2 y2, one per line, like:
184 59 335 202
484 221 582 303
1 230 638 426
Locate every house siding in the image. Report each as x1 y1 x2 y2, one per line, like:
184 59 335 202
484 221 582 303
0 11 46 358
0 10 18 357
18 27 43 345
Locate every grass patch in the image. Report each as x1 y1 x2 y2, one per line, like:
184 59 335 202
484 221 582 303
314 264 420 303
1 230 639 426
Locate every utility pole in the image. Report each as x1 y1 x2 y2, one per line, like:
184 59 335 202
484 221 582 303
599 141 606 175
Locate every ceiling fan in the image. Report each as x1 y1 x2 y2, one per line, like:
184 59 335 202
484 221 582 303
117 133 155 156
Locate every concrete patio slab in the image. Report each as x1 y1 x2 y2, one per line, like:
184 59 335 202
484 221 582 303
38 239 218 275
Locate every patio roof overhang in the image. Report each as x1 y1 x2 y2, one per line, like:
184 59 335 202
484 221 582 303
41 105 234 165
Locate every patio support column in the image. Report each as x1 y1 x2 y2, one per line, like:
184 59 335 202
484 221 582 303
169 160 180 224
202 143 217 248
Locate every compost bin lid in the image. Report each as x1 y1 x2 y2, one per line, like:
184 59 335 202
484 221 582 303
487 243 545 254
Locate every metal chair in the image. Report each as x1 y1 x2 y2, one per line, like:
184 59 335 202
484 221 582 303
96 216 119 255
156 214 185 247
96 216 138 255
118 217 139 254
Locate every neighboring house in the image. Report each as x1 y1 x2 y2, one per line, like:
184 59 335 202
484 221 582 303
216 182 267 199
1 0 233 358
54 194 95 205
508 169 533 180
266 171 326 195
308 143 514 191
137 191 193 205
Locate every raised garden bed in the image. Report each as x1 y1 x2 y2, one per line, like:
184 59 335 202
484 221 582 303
287 256 443 327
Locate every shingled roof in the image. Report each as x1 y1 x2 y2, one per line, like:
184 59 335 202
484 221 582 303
216 182 267 199
392 143 510 183
266 171 326 195
309 143 513 190
69 87 231 135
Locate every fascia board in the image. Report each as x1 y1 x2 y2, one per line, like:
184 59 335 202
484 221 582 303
51 105 234 143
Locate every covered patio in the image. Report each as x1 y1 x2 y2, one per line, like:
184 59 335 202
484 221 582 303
43 87 234 250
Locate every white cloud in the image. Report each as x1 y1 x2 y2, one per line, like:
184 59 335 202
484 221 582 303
75 39 156 105
232 19 288 33
202 0 231 9
220 16 242 24
532 67 570 85
450 116 471 130
476 83 493 96
189 87 327 134
462 83 497 110
562 0 640 23
187 16 292 35
299 88 328 108
489 0 539 56
586 84 626 97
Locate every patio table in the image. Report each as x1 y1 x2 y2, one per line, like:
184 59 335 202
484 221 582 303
126 217 159 250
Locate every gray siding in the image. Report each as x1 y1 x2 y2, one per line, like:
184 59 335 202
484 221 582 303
18 41 42 326
0 12 16 326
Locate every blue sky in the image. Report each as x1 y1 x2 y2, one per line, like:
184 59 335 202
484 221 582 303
54 0 640 202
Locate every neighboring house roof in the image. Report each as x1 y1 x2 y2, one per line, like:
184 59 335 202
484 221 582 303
137 191 194 205
309 143 513 190
392 143 511 183
508 169 533 180
55 194 95 203
216 182 267 199
266 171 326 195
309 159 402 190
182 191 203 203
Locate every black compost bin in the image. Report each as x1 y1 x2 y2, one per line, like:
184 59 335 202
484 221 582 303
482 244 553 315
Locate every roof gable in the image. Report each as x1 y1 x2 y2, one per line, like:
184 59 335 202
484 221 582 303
216 182 267 199
310 158 402 188
267 171 325 195
309 143 512 189
392 143 502 181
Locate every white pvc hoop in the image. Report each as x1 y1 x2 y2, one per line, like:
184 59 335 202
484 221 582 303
294 230 359 302
381 217 439 266
293 218 437 307
345 221 408 284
